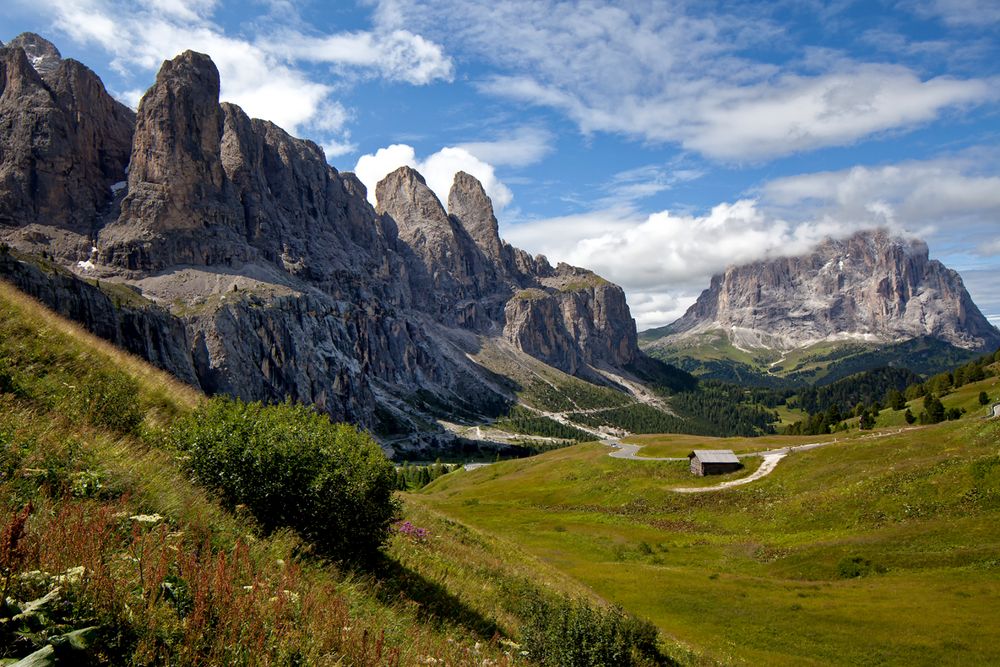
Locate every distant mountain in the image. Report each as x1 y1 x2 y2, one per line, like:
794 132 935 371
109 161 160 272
0 35 659 453
642 229 1000 385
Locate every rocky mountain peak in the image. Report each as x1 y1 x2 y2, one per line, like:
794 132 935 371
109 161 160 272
99 50 241 269
376 165 449 229
127 49 225 194
1 39 647 444
375 165 490 304
8 33 62 76
447 171 504 261
659 228 1000 352
0 37 133 245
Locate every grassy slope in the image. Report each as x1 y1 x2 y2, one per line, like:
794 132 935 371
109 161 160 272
0 280 601 665
874 370 1000 428
419 418 1000 665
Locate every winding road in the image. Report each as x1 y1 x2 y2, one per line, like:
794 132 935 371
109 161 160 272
604 428 915 493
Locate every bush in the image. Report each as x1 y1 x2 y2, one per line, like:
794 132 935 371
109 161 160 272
79 370 144 434
172 397 399 561
837 555 883 579
515 589 663 666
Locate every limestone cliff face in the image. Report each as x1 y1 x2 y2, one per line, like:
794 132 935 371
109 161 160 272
0 41 644 446
502 268 637 373
100 51 247 270
661 229 1000 351
0 34 133 253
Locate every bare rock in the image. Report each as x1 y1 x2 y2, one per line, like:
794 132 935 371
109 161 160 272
448 171 504 261
7 32 62 76
661 229 1000 351
100 50 247 270
0 41 133 254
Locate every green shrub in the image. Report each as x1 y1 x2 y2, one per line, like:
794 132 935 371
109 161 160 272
515 589 663 666
837 555 884 579
78 370 144 434
172 397 399 561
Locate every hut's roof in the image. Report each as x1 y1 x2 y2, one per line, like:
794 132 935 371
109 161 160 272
688 450 740 464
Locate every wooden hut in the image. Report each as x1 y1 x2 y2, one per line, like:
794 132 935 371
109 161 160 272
688 450 741 476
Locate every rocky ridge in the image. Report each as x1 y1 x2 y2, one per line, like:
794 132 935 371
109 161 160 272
0 36 642 451
651 229 1000 353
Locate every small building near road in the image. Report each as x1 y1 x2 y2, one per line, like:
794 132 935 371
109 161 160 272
688 450 742 476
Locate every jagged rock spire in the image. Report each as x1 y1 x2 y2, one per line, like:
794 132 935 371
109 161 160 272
448 171 504 261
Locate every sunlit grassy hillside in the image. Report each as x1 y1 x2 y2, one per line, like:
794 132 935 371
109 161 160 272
419 416 1000 665
1 280 671 665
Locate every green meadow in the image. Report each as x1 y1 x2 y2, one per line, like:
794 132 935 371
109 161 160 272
416 416 1000 665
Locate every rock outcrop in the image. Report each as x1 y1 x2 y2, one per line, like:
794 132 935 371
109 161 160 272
0 39 644 448
0 34 134 253
657 229 1000 352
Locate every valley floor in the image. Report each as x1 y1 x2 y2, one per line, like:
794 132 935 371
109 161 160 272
416 418 1000 665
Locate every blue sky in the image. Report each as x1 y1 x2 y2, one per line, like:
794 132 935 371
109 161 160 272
3 0 999 330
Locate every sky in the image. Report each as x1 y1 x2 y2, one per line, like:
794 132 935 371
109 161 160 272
3 0 999 331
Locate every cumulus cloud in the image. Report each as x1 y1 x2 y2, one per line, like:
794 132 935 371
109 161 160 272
353 144 513 211
505 153 1000 330
375 0 997 161
31 0 451 149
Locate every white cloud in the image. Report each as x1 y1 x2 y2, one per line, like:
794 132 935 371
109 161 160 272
503 201 829 330
603 163 705 204
353 144 513 211
504 152 1000 330
32 0 451 151
376 0 997 161
262 28 453 85
978 238 1000 256
763 157 1000 229
904 0 1000 27
456 126 553 167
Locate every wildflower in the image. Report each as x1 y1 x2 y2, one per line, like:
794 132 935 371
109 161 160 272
129 513 164 524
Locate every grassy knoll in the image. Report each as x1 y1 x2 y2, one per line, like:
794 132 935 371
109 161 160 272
419 418 1000 665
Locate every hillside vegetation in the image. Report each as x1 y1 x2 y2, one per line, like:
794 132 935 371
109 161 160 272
419 416 1000 665
0 281 671 665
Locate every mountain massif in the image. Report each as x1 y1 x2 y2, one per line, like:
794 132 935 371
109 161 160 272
643 229 1000 385
0 34 641 451
2 33 997 443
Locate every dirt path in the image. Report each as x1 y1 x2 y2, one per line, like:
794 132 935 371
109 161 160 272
604 440 686 461
672 452 786 493
603 428 916 492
